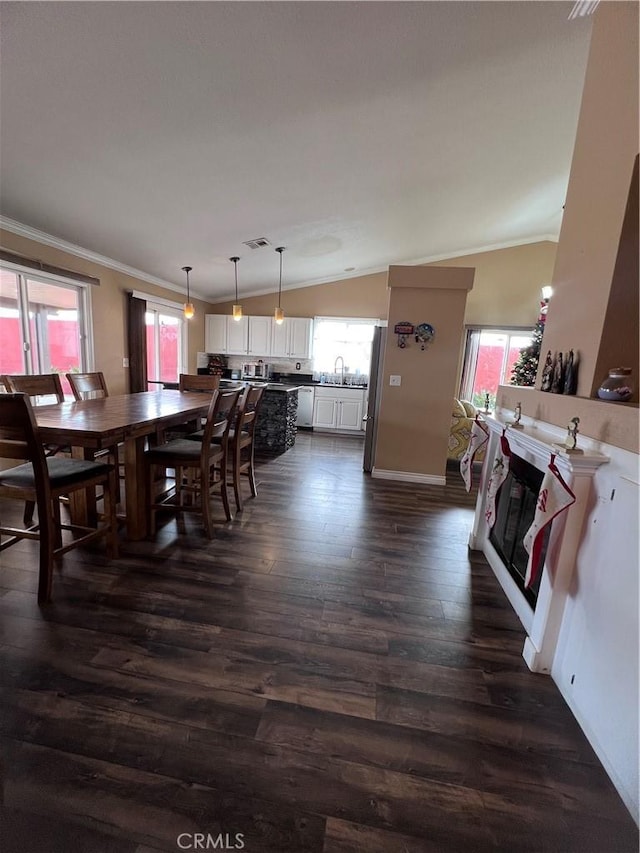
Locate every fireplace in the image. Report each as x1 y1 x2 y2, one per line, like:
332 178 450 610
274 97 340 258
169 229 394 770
489 453 548 608
469 412 608 673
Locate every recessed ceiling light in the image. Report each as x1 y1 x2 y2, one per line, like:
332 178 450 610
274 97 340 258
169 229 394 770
344 266 356 272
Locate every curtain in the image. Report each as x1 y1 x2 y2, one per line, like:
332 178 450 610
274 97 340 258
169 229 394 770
127 294 148 393
459 328 481 402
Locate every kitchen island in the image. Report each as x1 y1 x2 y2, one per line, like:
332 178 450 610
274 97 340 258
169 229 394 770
254 384 299 454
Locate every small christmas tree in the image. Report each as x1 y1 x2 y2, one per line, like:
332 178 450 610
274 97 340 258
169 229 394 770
510 301 547 386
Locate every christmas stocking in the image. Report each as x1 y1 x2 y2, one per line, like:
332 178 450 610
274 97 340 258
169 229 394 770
523 456 576 589
484 431 511 528
460 416 489 492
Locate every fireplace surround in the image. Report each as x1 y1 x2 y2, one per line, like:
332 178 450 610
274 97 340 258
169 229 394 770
469 413 608 674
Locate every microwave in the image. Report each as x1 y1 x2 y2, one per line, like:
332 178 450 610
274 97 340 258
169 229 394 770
243 362 269 378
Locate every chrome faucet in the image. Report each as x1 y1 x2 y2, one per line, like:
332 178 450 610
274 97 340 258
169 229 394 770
334 355 345 385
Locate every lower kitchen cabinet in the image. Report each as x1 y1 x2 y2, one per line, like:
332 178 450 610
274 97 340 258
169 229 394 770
312 386 364 431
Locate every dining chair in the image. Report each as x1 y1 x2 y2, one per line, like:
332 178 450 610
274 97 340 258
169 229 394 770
0 393 119 603
1 372 65 404
187 385 265 512
178 373 220 393
66 371 122 501
155 374 221 444
1 373 68 524
144 388 241 538
67 371 110 401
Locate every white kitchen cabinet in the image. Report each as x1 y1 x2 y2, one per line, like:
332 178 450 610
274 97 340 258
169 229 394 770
205 313 248 354
312 395 337 429
288 317 314 359
248 316 272 356
205 313 310 358
226 316 249 354
205 314 273 355
205 314 228 353
312 386 364 432
337 396 363 430
270 317 313 359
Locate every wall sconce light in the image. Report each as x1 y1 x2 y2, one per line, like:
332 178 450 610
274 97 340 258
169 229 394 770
540 284 553 316
274 246 285 325
230 256 242 321
182 266 195 319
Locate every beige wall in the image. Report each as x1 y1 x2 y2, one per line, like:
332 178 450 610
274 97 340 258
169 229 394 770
0 229 210 395
213 240 556 328
431 241 557 327
374 265 474 479
537 1 639 400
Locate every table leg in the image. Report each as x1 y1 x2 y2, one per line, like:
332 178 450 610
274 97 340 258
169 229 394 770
124 435 148 540
69 446 97 525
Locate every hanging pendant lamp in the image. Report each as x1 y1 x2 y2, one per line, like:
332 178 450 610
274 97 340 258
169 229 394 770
230 256 243 321
182 266 195 319
274 246 285 325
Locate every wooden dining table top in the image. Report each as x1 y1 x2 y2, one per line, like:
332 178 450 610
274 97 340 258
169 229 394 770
34 390 213 447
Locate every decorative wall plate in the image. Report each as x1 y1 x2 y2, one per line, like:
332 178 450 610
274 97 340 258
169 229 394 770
415 323 435 349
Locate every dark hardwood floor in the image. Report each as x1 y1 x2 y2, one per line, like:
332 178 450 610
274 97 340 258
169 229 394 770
0 432 637 852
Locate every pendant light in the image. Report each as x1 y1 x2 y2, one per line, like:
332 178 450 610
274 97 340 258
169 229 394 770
274 246 285 325
230 256 243 321
182 266 195 319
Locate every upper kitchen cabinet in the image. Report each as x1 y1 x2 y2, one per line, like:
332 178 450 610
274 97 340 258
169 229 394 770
270 317 313 359
248 316 272 356
205 314 229 353
205 314 271 355
227 316 249 353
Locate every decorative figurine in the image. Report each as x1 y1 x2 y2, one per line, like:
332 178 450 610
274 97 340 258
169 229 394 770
510 401 524 429
540 350 554 392
562 349 579 395
484 392 491 414
551 351 564 394
563 416 583 453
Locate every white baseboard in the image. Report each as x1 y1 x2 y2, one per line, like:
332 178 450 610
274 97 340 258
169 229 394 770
371 468 446 485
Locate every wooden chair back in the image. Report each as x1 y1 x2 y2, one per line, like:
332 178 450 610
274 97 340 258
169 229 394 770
237 385 265 439
0 393 53 520
200 388 242 453
179 374 220 393
0 392 118 602
2 373 64 404
67 371 109 401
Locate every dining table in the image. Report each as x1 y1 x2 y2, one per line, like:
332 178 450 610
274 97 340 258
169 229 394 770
34 390 213 540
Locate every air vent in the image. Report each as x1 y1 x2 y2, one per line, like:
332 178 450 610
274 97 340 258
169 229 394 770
242 237 271 250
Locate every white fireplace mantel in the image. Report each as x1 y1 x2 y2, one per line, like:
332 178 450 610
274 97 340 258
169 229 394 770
469 414 609 674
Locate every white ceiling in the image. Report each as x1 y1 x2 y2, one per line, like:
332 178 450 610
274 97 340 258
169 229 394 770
0 2 591 302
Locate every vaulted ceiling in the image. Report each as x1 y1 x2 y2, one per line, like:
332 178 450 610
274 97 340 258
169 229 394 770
0 2 591 301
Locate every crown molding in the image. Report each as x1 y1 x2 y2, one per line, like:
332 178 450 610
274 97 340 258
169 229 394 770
207 233 559 304
0 215 206 301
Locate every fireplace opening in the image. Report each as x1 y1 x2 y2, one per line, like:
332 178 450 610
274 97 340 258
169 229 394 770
489 453 549 608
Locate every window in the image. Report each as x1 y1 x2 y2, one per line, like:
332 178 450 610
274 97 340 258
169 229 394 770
460 328 532 410
145 300 186 387
312 317 378 377
0 265 92 397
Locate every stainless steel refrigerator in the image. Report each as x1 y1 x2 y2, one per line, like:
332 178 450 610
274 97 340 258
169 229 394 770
363 326 386 472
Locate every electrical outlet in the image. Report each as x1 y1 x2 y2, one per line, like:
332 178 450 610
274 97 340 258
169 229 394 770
123 357 130 368
389 375 401 386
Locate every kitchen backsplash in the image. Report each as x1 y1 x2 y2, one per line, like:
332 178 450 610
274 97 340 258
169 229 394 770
227 356 314 376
